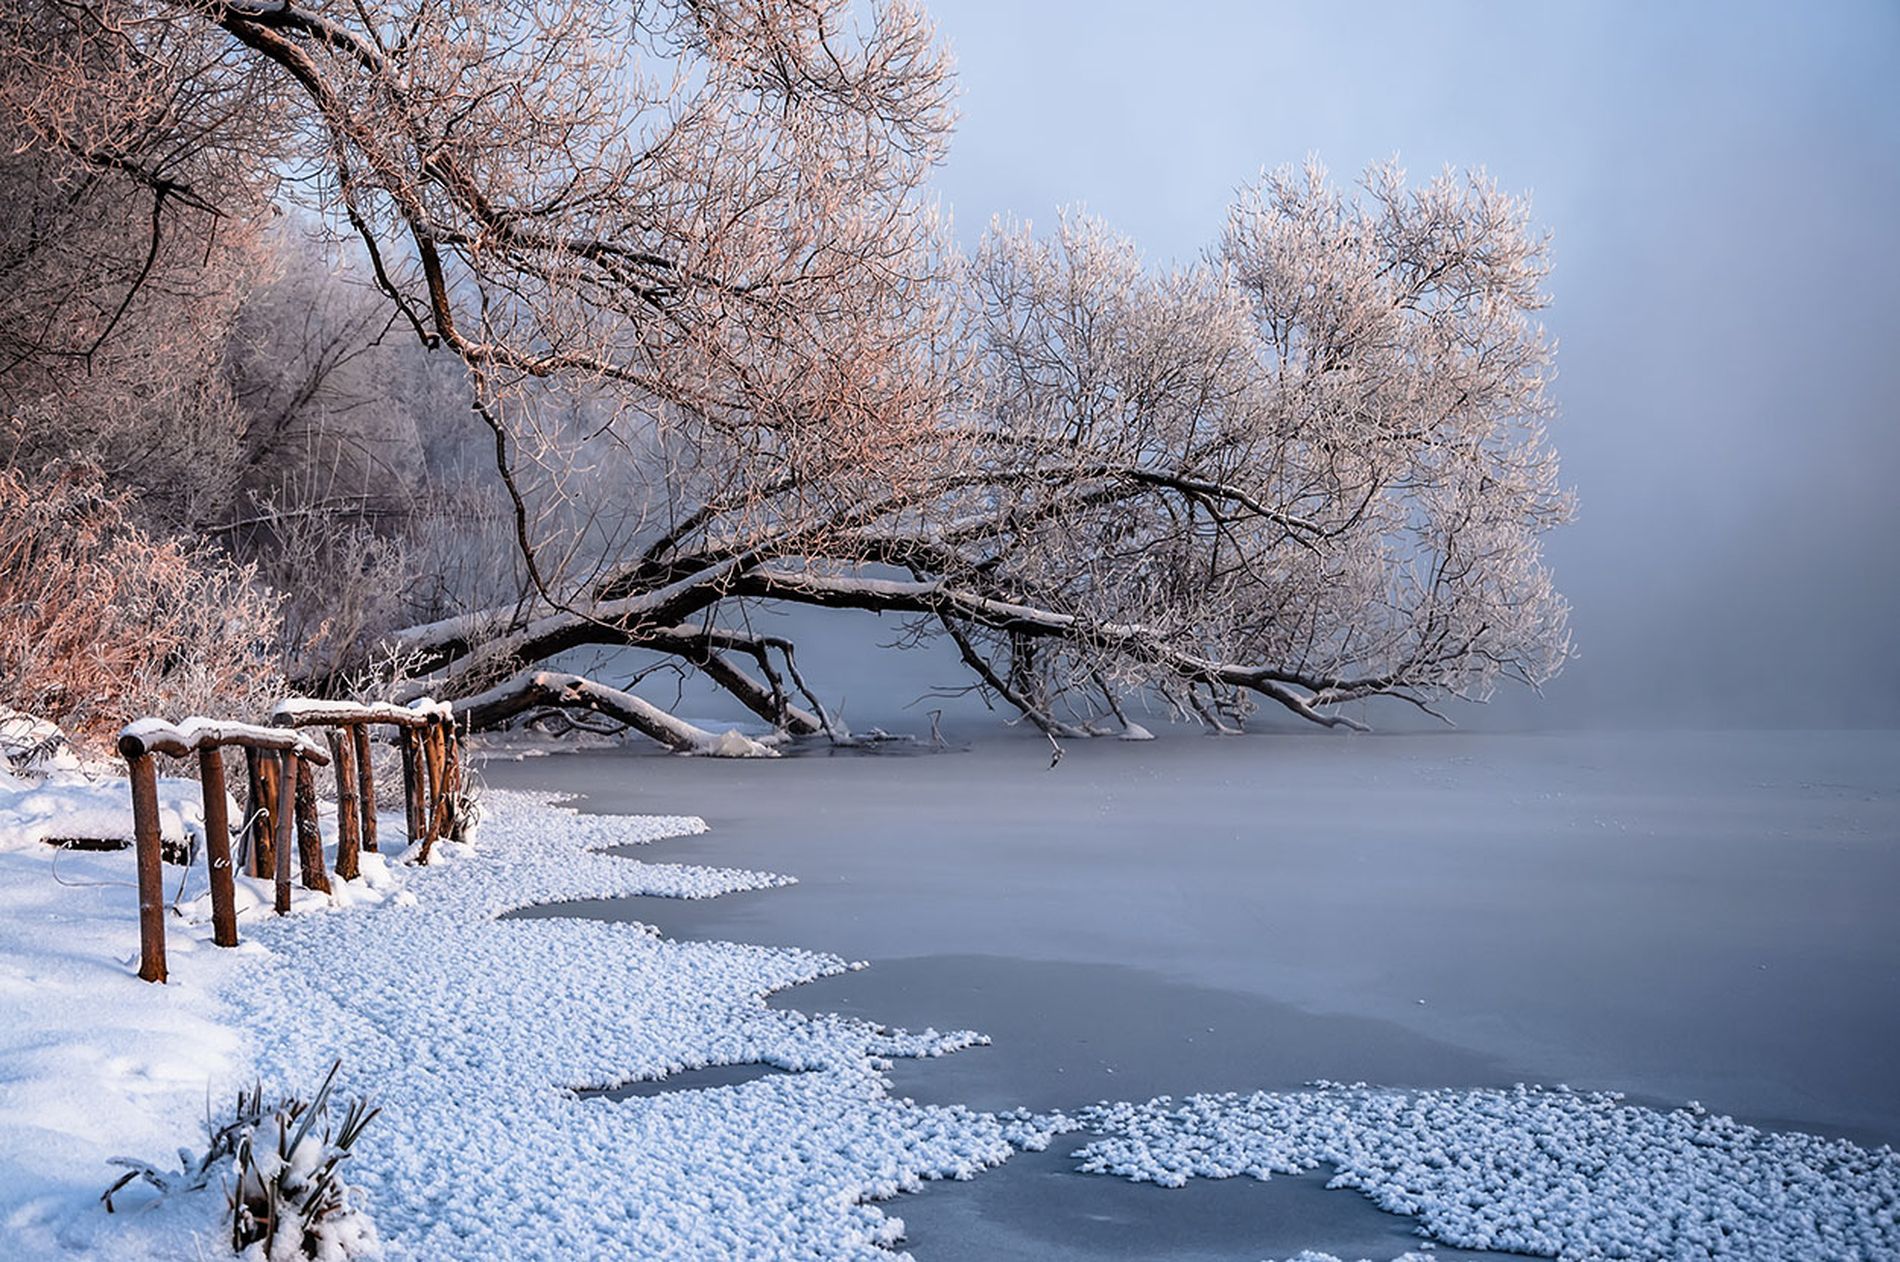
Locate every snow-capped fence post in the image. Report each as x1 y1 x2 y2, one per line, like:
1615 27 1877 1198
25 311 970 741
117 721 332 976
121 747 168 984
327 730 362 881
352 725 378 854
269 697 460 864
197 746 239 949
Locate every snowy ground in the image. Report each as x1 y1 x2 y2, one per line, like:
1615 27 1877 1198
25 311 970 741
0 774 1064 1259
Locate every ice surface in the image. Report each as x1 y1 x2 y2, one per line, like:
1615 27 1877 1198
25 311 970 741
487 727 1900 1258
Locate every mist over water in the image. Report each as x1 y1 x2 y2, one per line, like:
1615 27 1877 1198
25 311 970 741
919 0 1900 731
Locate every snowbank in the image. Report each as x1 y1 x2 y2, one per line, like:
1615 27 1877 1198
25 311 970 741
0 771 212 852
0 817 249 1252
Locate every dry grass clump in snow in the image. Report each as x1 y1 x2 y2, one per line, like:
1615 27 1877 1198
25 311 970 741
105 1061 382 1261
0 466 284 753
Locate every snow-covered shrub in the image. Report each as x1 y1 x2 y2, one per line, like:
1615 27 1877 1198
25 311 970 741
229 1061 381 1261
0 466 285 754
103 1062 381 1261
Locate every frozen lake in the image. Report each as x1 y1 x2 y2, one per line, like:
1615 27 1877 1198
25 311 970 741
485 728 1900 1258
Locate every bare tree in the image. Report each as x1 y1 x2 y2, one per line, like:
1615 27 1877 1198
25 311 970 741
390 160 1571 743
6 2 1570 747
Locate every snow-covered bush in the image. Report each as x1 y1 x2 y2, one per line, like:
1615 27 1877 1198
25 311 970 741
0 466 285 753
103 1062 381 1261
229 1062 381 1261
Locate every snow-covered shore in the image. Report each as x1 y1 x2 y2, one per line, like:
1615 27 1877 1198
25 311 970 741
0 776 1064 1258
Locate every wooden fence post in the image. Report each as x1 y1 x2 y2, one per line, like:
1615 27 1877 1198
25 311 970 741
124 749 168 984
352 724 378 853
274 752 296 914
328 729 362 881
252 749 279 879
442 718 465 844
293 757 331 894
198 746 239 948
401 727 424 849
416 719 448 865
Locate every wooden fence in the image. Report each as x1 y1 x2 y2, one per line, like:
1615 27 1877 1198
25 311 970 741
117 700 466 984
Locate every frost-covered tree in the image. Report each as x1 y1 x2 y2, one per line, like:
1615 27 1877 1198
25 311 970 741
4 0 1570 745
419 161 1573 742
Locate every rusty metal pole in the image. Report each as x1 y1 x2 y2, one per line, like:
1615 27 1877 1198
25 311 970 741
328 729 361 881
124 748 168 984
352 724 379 854
197 746 239 948
274 751 296 914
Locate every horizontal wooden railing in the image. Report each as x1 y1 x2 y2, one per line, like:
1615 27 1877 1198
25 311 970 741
118 700 465 984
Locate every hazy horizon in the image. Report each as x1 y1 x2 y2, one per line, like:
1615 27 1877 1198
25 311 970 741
914 0 1900 731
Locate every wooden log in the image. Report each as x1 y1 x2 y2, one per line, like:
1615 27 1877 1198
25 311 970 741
253 750 280 880
274 752 296 915
271 698 440 729
352 724 378 853
119 719 329 762
241 746 263 876
294 756 331 894
198 746 238 948
328 730 362 881
123 749 167 984
401 727 425 851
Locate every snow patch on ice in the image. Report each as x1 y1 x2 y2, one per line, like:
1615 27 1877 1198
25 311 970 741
1073 1083 1900 1260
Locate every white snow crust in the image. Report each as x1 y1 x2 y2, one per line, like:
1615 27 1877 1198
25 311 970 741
1072 1083 1900 1259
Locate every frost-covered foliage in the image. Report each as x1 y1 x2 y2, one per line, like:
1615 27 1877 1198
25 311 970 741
395 159 1574 742
3 0 1573 741
939 161 1571 732
0 467 284 751
1074 1084 1900 1260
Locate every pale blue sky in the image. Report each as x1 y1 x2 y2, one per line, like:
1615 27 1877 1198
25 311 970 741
921 1 1900 726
